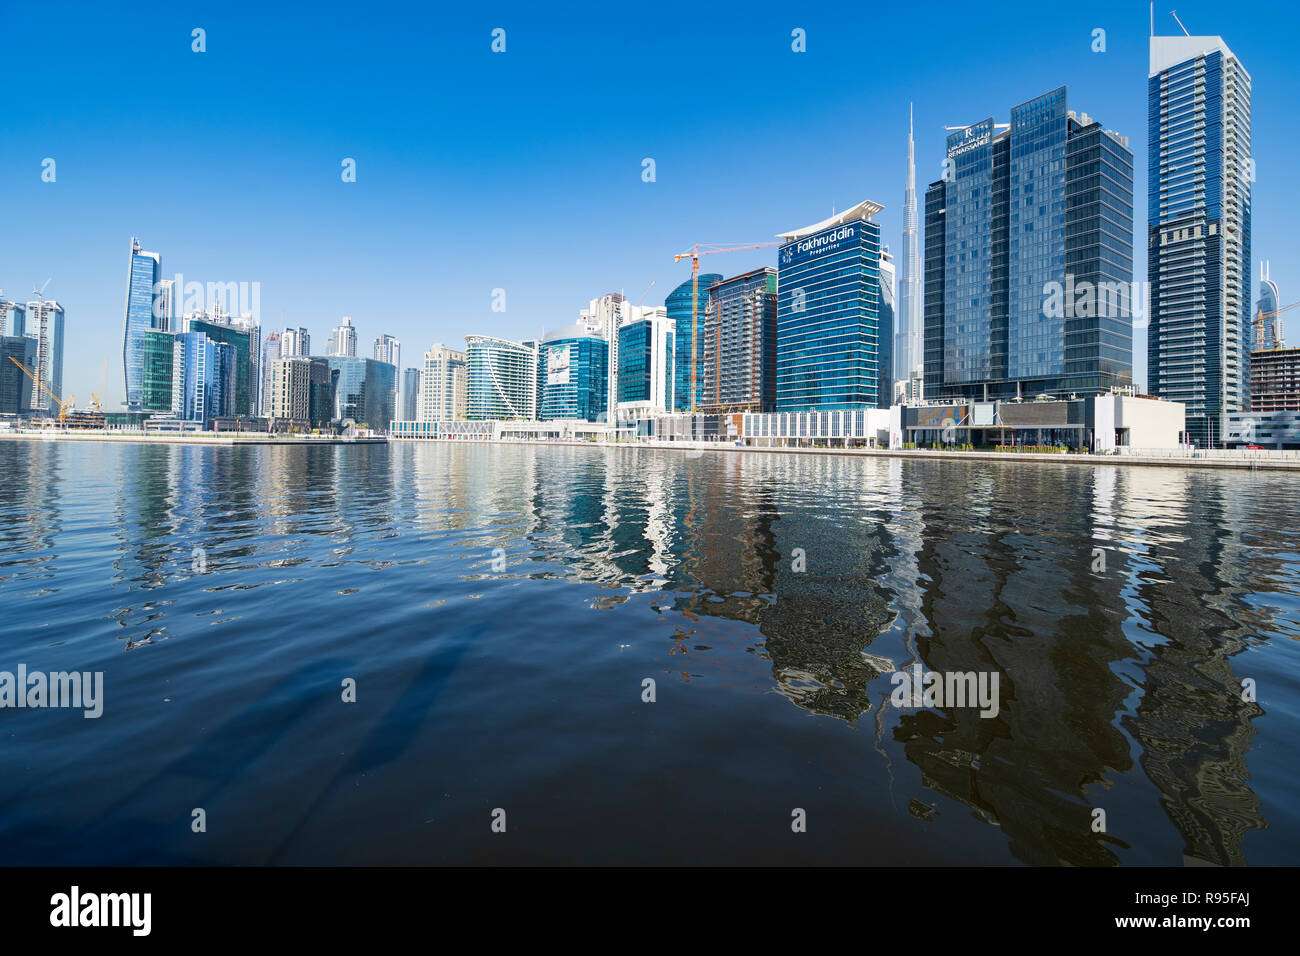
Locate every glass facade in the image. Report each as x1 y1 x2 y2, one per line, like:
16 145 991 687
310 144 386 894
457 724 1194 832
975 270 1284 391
174 332 235 422
324 357 396 430
0 335 37 415
926 87 1134 402
141 330 175 412
666 273 720 411
540 332 608 421
1148 40 1252 447
776 212 888 411
617 321 652 404
700 267 777 413
465 336 536 420
122 239 161 410
187 318 252 416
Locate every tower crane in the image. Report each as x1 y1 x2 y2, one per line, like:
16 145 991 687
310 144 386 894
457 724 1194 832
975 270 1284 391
673 242 782 410
8 356 73 424
1253 301 1299 352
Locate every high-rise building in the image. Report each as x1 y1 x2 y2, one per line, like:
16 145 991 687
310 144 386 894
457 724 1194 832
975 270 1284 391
327 316 358 358
156 279 175 333
185 315 253 417
0 297 25 338
1249 347 1300 413
777 200 890 411
539 325 608 421
579 293 626 416
1148 35 1251 447
1256 261 1282 351
373 333 399 368
281 327 311 357
268 356 312 423
666 274 721 411
0 335 37 415
25 299 65 413
122 238 162 409
401 367 421 421
878 251 896 406
896 105 924 398
699 267 777 414
419 344 467 421
261 330 282 414
308 359 338 428
923 87 1134 403
465 335 536 420
142 329 176 412
615 307 674 421
173 331 235 422
324 356 396 430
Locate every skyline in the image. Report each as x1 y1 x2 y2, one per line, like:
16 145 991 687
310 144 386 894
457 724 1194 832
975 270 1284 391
3 1 1299 410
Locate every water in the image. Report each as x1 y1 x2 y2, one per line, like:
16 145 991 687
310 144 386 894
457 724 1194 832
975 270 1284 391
1 439 1297 865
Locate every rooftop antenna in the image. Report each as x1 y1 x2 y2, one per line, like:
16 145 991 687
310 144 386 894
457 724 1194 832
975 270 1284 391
1170 10 1191 36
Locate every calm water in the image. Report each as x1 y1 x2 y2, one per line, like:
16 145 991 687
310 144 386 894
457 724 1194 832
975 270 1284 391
1 439 1297 865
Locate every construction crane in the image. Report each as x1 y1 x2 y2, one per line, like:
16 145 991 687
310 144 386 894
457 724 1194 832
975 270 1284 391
8 356 73 424
673 242 782 410
1253 301 1299 352
90 357 108 412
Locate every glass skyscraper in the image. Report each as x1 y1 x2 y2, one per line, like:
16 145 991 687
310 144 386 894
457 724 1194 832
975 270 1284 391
666 273 721 411
325 356 396 430
122 238 162 410
1148 36 1252 447
173 332 235 422
540 326 608 421
776 199 889 411
923 87 1134 402
186 317 253 416
141 329 175 412
615 309 674 420
464 335 536 420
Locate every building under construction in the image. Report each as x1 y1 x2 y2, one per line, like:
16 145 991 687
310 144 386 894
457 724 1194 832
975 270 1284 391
699 267 777 415
1250 347 1300 412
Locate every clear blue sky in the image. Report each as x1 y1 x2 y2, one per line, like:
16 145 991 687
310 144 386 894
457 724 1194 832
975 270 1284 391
3 0 1298 408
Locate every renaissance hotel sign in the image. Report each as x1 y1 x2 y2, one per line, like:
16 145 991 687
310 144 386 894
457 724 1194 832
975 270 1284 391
780 222 859 267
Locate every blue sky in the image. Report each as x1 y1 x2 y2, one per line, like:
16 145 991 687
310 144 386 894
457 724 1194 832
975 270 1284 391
3 0 1298 408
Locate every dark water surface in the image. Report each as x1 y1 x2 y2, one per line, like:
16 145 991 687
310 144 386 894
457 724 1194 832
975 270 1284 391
1 439 1297 865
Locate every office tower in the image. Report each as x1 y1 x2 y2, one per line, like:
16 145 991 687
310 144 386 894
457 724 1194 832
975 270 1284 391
261 330 282 414
579 293 626 416
173 331 235 422
666 273 722 411
896 105 924 398
1256 261 1282 351
156 279 175 333
325 356 396 430
308 359 337 428
185 315 253 416
419 344 467 421
122 239 162 408
776 200 889 411
1148 35 1251 447
24 299 65 412
268 357 312 422
0 296 25 337
464 335 536 420
923 87 1134 403
224 314 262 416
141 329 176 412
699 267 777 414
327 316 358 358
923 180 947 399
539 325 609 421
879 250 896 405
615 307 674 421
0 335 37 415
401 367 421 421
373 333 399 368
281 327 311 357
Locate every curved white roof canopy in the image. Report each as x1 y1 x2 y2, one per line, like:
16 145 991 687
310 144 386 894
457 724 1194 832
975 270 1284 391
778 199 884 241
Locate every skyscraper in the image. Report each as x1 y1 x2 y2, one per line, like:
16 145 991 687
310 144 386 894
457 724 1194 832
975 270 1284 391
615 307 674 421
325 357 396 430
186 315 254 417
665 274 721 411
261 330 282 414
879 251 896 406
776 199 890 411
420 344 467 421
700 267 777 414
401 367 421 421
0 296 26 338
923 87 1134 403
540 326 608 421
0 335 36 415
466 335 537 420
373 333 399 368
895 105 924 399
122 238 162 409
327 316 357 358
1148 35 1252 447
1255 261 1281 351
173 331 235 422
281 327 311 357
25 299 65 413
